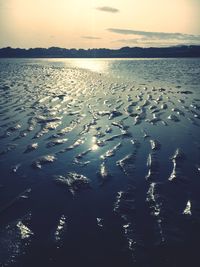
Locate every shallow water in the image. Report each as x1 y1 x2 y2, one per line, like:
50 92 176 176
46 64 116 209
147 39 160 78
0 58 200 267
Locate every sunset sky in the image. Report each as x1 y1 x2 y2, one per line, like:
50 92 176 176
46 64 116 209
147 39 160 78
0 0 200 48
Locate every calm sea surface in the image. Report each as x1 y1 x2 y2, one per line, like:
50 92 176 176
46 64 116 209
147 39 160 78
0 58 200 267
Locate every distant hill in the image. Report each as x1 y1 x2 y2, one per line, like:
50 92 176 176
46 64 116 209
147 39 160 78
0 45 200 58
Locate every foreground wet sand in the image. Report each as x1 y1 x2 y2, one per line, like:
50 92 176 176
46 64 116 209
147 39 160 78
0 58 200 267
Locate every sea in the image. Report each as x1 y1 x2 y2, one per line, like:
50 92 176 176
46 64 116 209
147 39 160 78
0 58 200 267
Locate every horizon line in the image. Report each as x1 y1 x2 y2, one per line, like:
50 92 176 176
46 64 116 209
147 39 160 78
1 44 200 50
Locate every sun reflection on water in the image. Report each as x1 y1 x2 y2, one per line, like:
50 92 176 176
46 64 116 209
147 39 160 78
91 136 99 151
69 59 109 73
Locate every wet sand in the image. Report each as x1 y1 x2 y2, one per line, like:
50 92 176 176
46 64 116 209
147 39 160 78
0 58 200 267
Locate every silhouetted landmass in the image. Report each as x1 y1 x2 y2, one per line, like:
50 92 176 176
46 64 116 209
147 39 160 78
0 45 200 58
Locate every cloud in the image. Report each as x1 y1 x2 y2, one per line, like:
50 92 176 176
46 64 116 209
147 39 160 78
96 6 119 13
115 39 199 47
108 28 200 47
107 28 200 40
82 36 101 40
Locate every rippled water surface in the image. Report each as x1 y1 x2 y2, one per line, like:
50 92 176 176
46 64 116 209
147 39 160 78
0 58 200 267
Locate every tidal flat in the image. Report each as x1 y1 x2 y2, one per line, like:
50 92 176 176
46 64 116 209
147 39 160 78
0 58 200 267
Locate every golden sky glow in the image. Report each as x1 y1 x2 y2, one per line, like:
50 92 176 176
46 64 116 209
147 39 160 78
0 0 200 48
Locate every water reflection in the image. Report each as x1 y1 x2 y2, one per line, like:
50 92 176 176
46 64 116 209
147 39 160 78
91 136 99 151
68 59 109 73
0 58 200 267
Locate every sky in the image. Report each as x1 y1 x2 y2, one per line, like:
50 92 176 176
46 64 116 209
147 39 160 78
0 0 200 48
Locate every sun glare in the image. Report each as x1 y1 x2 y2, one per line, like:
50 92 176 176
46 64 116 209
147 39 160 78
91 137 99 151
69 59 108 73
